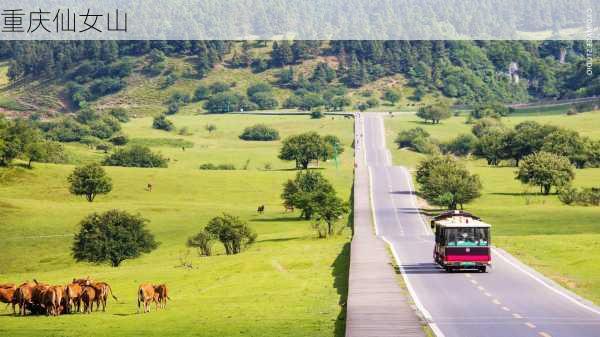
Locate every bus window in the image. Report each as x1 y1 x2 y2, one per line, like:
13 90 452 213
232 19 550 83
445 228 488 246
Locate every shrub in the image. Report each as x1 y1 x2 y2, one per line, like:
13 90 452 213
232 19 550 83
103 145 168 168
249 92 278 110
166 102 180 115
383 89 401 104
108 108 130 122
558 186 578 205
109 133 129 146
194 85 210 101
187 231 214 256
366 98 380 108
209 81 231 94
395 127 430 149
246 82 272 96
199 163 236 170
239 124 280 141
204 214 257 255
442 134 478 156
204 92 243 113
152 115 174 131
311 109 324 119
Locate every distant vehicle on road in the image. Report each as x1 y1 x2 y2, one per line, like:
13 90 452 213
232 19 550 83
432 210 491 273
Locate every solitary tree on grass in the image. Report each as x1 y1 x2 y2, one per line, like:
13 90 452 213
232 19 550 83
72 210 158 267
68 163 113 202
416 104 451 124
516 151 574 195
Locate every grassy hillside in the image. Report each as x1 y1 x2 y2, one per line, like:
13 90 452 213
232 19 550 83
384 110 600 304
0 114 354 337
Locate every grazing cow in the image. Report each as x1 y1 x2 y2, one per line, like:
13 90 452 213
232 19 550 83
257 205 265 214
80 286 96 314
65 282 83 313
91 282 118 312
14 282 35 315
147 183 153 192
41 286 63 316
72 277 93 286
0 284 16 314
31 282 50 315
153 284 170 309
137 284 155 313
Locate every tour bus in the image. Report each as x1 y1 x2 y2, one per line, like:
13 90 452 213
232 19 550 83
431 210 491 273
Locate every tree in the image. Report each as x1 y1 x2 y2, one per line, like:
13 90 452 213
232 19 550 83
507 121 558 166
282 170 335 220
416 104 451 124
204 214 256 255
72 210 158 267
516 152 574 195
416 155 482 209
470 102 510 119
204 92 242 113
68 163 112 202
475 129 509 166
383 89 401 104
187 231 214 256
395 127 430 148
271 41 294 67
312 191 348 238
152 115 174 131
278 132 324 169
471 117 505 138
541 129 588 168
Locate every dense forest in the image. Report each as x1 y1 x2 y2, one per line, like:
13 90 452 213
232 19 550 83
0 40 597 108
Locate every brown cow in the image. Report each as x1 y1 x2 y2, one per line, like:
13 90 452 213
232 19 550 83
137 284 155 313
31 282 50 315
40 286 63 316
65 282 83 313
14 282 36 315
80 286 96 314
153 284 170 309
91 282 118 312
0 284 16 314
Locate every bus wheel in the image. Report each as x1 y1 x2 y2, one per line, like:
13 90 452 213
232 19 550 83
479 266 487 273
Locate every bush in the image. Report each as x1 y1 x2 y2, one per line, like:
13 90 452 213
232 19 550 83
89 77 125 99
194 85 210 101
103 145 168 168
442 134 478 156
383 89 401 104
166 102 180 115
366 98 380 108
152 115 174 131
209 81 231 94
199 163 236 170
204 214 257 255
187 231 214 256
239 124 280 141
395 127 430 149
204 92 243 113
558 186 578 205
109 133 129 146
109 108 130 123
249 91 278 110
559 187 600 206
311 109 324 119
246 82 272 96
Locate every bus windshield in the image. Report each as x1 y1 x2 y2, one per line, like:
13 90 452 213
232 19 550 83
445 227 489 247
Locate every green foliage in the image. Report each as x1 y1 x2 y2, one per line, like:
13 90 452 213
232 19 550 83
205 123 217 133
204 92 244 113
471 117 505 138
67 163 113 202
194 85 211 101
270 41 294 67
239 124 280 141
516 152 574 195
103 145 168 168
383 89 401 104
166 102 180 115
279 132 343 169
209 81 231 94
152 115 175 131
199 163 236 170
395 127 430 149
442 134 478 156
282 170 335 220
310 109 324 119
0 118 43 166
204 214 257 255
109 133 129 146
416 104 451 124
416 155 482 209
249 91 278 110
311 190 348 238
187 230 214 256
470 102 510 119
109 108 130 123
366 98 380 108
541 129 588 168
72 209 158 267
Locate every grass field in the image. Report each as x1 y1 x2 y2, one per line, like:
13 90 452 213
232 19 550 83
384 110 600 304
0 114 354 337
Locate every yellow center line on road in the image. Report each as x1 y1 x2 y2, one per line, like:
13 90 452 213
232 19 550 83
525 322 536 329
501 306 510 311
512 313 523 319
465 274 471 278
484 292 492 297
470 279 478 285
492 299 501 305
477 286 485 291
539 332 552 337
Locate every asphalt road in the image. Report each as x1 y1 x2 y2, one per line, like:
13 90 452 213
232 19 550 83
359 114 600 337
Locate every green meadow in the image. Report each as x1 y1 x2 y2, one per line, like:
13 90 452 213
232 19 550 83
385 110 600 304
0 114 354 337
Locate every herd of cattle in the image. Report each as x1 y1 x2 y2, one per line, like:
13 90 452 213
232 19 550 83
0 278 170 316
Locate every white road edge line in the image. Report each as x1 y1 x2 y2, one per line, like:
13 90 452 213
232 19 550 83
381 236 447 337
368 166 379 237
493 248 600 316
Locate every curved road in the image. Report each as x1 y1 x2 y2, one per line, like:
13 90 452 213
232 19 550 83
359 114 600 337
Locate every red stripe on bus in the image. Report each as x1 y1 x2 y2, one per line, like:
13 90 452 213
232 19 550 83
446 255 490 262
